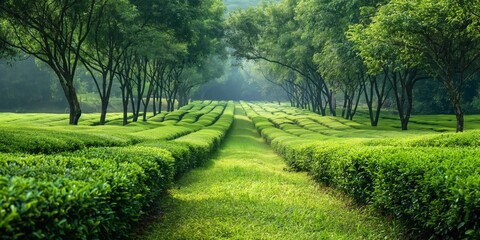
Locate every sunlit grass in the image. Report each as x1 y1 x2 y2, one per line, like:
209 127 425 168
134 107 405 240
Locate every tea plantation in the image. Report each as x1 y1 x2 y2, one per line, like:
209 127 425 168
242 101 480 239
0 100 235 239
1 101 480 239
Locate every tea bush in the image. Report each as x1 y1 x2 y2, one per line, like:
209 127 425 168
0 127 134 154
242 101 480 239
0 101 235 239
0 153 156 239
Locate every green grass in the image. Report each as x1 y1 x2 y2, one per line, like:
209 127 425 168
134 106 405 240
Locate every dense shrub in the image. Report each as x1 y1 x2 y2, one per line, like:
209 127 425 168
0 101 236 239
0 176 113 240
68 147 176 202
174 101 234 164
138 141 200 179
0 153 153 239
0 127 134 154
242 101 480 239
366 130 480 147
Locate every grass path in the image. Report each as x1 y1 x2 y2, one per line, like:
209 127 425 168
135 106 403 239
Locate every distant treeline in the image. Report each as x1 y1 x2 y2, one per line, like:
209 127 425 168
227 0 480 132
0 0 226 125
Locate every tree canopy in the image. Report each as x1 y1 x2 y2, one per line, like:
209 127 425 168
0 0 226 125
226 0 480 132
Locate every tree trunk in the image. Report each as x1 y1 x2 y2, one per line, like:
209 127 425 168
404 81 414 130
350 88 362 120
158 89 163 113
391 72 406 130
453 95 464 132
328 90 336 116
373 102 382 127
444 76 464 132
129 86 137 122
61 79 82 125
99 97 108 125
152 83 158 115
342 92 348 118
364 81 375 126
68 95 82 125
120 86 129 125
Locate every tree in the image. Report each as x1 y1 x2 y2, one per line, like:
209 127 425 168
370 0 480 132
177 55 226 108
296 0 390 123
0 0 104 125
348 20 425 130
113 0 190 124
176 0 226 108
226 0 333 115
81 0 138 125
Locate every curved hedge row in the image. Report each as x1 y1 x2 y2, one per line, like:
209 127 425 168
0 150 170 239
242 101 480 239
0 101 235 239
0 101 227 155
0 127 137 154
141 101 234 179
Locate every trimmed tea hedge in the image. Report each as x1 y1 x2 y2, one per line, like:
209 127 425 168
0 151 171 239
0 127 136 154
242 101 480 239
0 101 235 239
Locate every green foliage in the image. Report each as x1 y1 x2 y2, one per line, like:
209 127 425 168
136 105 402 240
174 101 235 164
137 141 197 179
243 101 480 238
0 101 235 239
0 176 112 240
224 0 260 12
0 153 150 239
0 127 133 154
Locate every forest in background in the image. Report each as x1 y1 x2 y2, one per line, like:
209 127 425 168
227 0 480 132
1 0 480 131
0 0 270 114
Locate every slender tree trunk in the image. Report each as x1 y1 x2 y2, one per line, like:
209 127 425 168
364 80 375 126
129 85 137 122
404 82 414 130
391 72 406 130
342 92 348 118
346 94 353 120
100 97 109 125
350 88 362 120
373 102 382 127
317 88 326 116
142 82 155 122
451 91 464 132
158 88 163 113
152 82 158 115
60 79 82 125
328 89 336 116
120 86 129 125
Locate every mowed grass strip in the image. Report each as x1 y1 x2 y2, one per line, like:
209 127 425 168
135 106 404 240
